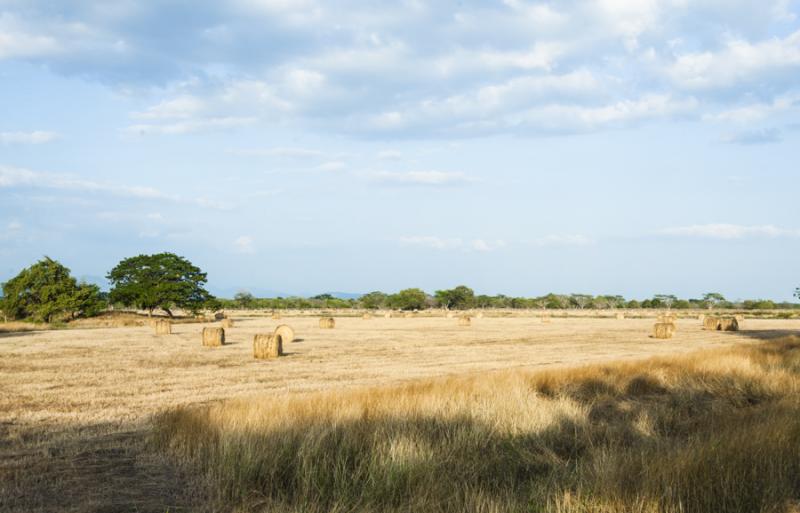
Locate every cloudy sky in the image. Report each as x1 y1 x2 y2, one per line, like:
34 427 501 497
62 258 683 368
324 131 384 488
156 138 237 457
1 0 799 300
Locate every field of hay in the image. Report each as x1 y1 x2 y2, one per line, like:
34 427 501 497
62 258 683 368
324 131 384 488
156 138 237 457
1 314 799 512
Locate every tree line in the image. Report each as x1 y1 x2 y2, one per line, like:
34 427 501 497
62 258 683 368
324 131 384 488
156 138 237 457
2 254 798 323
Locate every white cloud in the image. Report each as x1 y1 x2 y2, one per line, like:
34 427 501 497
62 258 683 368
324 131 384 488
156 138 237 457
721 128 781 145
377 150 403 160
234 235 255 254
0 165 230 209
367 170 473 186
131 96 205 120
0 131 58 144
0 14 61 59
126 116 256 135
667 30 800 90
662 224 800 239
471 239 506 252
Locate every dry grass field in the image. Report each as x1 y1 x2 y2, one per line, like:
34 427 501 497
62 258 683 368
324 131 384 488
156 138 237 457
1 314 799 512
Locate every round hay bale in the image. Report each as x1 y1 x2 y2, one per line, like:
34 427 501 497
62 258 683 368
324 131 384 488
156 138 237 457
271 312 282 320
214 312 226 321
319 317 335 329
698 314 706 322
475 312 484 319
273 324 295 344
458 315 471 327
253 333 282 359
202 327 225 347
446 312 455 319
221 318 234 329
362 313 373 320
384 312 391 319
718 317 740 332
154 319 172 335
652 322 675 339
615 313 625 320
540 315 552 324
703 316 720 331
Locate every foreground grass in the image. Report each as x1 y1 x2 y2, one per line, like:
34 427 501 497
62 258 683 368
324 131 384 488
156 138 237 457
154 337 800 513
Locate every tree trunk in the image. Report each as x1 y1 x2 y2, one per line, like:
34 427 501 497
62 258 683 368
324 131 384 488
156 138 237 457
164 307 174 318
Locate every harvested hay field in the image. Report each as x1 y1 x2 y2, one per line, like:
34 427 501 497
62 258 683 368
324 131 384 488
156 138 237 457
1 316 799 512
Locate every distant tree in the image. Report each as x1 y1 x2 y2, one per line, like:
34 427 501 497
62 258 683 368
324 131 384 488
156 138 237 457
234 290 255 308
313 293 334 301
795 288 799 301
387 288 428 311
654 294 677 309
360 291 388 310
434 285 475 310
1 257 104 322
107 253 213 317
626 299 641 309
570 294 593 309
703 292 726 309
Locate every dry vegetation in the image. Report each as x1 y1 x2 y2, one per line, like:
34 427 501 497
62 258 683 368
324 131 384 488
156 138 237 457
1 314 799 512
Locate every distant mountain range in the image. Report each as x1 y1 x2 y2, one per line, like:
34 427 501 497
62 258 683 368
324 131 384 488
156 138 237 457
209 287 363 300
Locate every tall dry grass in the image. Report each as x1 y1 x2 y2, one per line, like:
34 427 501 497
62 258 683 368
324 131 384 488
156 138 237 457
154 337 800 513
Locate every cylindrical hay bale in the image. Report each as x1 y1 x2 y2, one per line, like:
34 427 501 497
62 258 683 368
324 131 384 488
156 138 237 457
698 314 706 322
384 312 391 319
221 318 234 329
703 317 720 331
271 312 282 320
476 312 484 319
362 313 373 320
653 322 675 339
273 324 295 344
719 317 740 332
154 319 171 335
214 312 225 320
253 333 282 359
202 327 225 347
616 313 625 320
446 312 454 319
403 312 413 318
319 317 335 329
657 313 677 323
458 315 471 327
540 315 552 324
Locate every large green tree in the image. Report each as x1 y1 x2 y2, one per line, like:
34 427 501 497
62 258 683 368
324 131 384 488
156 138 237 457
1 257 104 322
387 288 428 311
360 291 388 309
107 253 213 317
434 285 475 310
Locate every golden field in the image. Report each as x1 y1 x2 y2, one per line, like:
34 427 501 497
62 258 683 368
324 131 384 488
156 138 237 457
1 313 799 512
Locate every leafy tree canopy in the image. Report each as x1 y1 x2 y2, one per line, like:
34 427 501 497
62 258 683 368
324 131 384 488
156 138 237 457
434 285 475 310
387 288 428 311
360 291 388 309
1 257 104 322
107 253 213 316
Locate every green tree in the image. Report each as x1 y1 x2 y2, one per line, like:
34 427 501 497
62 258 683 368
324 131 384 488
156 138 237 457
794 288 799 301
703 292 726 309
1 257 104 322
234 290 255 309
434 285 475 310
387 288 428 311
654 294 677 309
107 253 213 317
570 294 593 309
360 291 388 309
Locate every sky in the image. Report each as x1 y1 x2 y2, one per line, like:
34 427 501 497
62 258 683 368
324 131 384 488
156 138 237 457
0 0 799 301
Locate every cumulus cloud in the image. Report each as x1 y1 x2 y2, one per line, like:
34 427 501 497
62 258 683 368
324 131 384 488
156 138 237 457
662 224 800 239
721 128 782 145
3 1 800 138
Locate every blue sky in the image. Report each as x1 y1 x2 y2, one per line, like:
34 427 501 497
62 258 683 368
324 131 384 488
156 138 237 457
1 0 799 300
